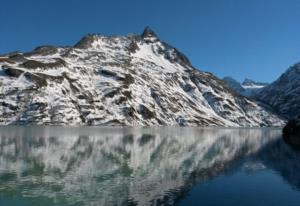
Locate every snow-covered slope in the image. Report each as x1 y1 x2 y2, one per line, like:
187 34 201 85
257 63 300 119
223 77 268 97
0 27 283 126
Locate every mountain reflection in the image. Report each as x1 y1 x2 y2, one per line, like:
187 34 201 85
0 126 297 206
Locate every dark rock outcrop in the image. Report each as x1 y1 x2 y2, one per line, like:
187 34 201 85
283 118 300 149
25 45 58 56
22 58 66 69
141 26 159 39
3 65 24 77
74 34 99 49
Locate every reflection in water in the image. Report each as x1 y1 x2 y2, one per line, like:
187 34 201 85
0 126 298 205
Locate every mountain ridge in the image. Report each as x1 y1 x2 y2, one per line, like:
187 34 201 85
0 27 284 126
223 76 269 97
257 62 300 119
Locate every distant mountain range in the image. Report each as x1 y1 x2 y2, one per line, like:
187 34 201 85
223 77 269 97
0 27 289 126
223 63 300 120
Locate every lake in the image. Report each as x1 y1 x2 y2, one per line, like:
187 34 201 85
0 126 299 206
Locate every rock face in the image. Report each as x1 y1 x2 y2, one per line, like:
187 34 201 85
282 118 300 149
0 27 283 126
223 77 245 95
223 77 268 97
257 63 300 119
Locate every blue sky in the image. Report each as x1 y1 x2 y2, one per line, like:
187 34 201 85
1 0 300 82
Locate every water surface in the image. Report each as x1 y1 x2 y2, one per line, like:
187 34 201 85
0 126 299 206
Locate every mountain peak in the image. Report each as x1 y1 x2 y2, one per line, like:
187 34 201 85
74 33 99 49
0 29 284 127
223 76 269 97
141 26 159 39
242 78 268 86
242 78 255 85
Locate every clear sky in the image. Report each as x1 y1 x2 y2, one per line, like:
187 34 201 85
1 0 300 82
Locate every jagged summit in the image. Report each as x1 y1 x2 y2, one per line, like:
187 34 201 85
141 26 159 39
71 27 191 67
74 33 100 49
223 76 269 97
242 78 268 87
242 78 256 86
74 26 159 49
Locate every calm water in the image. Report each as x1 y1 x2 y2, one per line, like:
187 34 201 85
0 126 299 206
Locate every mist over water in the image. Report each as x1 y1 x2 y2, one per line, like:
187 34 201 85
0 126 299 206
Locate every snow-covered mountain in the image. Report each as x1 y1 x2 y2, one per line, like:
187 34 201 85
0 27 283 126
223 77 268 97
242 78 269 88
257 63 300 119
